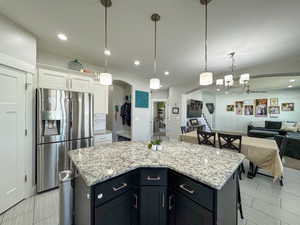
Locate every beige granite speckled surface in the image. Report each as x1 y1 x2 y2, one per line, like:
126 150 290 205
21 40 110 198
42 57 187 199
69 140 245 190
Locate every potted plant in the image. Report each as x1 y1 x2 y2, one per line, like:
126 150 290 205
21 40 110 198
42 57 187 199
148 139 162 151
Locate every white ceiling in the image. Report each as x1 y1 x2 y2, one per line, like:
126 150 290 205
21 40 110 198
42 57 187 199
1 0 300 87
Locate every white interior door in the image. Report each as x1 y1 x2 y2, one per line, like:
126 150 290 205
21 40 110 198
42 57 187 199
0 66 25 213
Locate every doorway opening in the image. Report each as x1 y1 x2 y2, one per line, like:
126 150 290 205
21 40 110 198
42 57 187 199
107 80 132 142
152 101 167 139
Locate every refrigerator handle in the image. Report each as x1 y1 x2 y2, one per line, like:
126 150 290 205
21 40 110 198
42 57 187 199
70 99 73 128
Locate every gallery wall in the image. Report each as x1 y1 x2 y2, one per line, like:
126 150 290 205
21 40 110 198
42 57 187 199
215 88 300 133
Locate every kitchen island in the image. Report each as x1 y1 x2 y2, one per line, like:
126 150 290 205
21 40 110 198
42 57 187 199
69 141 245 225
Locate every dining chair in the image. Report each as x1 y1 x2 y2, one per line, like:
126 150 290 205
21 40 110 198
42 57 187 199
218 132 245 179
196 128 216 147
180 126 188 134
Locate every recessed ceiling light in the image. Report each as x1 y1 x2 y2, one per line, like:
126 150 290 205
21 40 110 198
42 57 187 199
57 33 67 41
288 85 293 88
104 49 111 56
134 60 140 66
164 71 170 76
289 79 295 83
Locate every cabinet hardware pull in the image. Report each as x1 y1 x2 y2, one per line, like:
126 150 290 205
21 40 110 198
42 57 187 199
179 184 195 195
112 183 127 192
169 195 174 211
133 194 138 209
97 193 103 200
162 192 165 208
146 176 161 181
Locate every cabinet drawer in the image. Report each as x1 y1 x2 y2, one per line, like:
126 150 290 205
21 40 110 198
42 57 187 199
94 134 112 143
169 171 214 211
140 168 168 186
94 173 131 207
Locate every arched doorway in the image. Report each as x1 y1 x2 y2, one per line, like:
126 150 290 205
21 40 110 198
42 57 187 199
107 80 132 142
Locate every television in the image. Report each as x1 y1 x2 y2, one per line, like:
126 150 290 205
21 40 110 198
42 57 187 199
187 100 203 118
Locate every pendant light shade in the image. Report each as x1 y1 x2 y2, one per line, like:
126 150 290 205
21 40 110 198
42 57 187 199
240 73 250 84
99 72 112 85
224 74 234 87
199 72 213 86
149 13 161 90
199 0 213 86
99 0 112 85
216 79 224 86
150 78 160 89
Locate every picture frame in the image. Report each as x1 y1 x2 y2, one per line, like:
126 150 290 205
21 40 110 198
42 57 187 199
255 98 268 117
270 98 278 106
244 105 254 116
235 101 244 115
172 107 180 114
226 105 234 112
281 103 294 111
269 106 280 114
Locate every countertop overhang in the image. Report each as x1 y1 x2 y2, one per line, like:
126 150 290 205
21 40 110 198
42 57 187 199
69 141 245 190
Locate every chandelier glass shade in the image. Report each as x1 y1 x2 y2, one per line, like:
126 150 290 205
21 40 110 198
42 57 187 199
224 74 234 87
199 72 213 86
240 73 250 84
216 79 224 86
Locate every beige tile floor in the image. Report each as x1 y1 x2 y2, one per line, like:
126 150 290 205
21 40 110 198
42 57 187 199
0 166 299 225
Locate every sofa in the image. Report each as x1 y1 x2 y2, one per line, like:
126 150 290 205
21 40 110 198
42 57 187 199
275 133 300 160
247 121 284 138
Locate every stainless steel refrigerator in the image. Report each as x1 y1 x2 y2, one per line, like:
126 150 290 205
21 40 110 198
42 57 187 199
36 88 93 192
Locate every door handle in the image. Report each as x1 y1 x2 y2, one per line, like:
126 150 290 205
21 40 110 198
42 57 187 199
169 195 174 211
97 193 103 200
179 184 195 195
162 192 165 208
133 194 138 209
112 183 127 192
146 176 161 181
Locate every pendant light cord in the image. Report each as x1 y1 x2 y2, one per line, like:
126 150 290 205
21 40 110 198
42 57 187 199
154 20 157 76
204 1 208 72
104 5 108 72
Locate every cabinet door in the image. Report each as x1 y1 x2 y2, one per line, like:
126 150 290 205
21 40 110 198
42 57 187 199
92 82 108 114
94 191 134 225
38 69 69 89
69 74 92 92
173 192 213 225
140 186 167 225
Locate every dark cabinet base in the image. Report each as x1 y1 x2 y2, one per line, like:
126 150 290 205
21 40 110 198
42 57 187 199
74 168 239 225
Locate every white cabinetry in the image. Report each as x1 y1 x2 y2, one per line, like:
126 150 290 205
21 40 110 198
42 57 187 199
38 67 109 114
93 82 108 114
69 74 92 92
94 133 112 146
38 69 68 90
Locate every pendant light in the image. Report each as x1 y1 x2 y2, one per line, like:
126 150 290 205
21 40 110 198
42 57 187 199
99 0 112 85
199 0 213 86
225 52 235 87
149 13 161 90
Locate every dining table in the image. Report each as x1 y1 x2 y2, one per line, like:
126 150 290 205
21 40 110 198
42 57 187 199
179 130 284 182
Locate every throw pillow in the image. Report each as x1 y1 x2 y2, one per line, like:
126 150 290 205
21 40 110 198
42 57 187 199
296 122 300 132
284 127 298 132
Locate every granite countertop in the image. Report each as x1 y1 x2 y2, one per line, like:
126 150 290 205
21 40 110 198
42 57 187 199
69 141 245 190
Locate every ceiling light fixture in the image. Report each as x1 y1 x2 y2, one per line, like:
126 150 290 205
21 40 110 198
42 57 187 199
57 33 67 41
98 0 112 86
199 0 213 86
164 71 170 76
149 13 161 90
134 60 140 66
216 79 224 86
289 79 295 83
288 85 293 88
240 73 250 85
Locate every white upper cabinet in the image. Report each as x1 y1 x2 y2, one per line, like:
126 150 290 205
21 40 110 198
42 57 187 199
69 74 92 92
38 69 69 90
92 82 108 114
38 67 109 114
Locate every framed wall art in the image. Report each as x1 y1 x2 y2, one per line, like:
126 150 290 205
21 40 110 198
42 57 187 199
281 103 294 111
244 105 254 116
255 98 268 117
235 101 244 115
227 105 234 112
